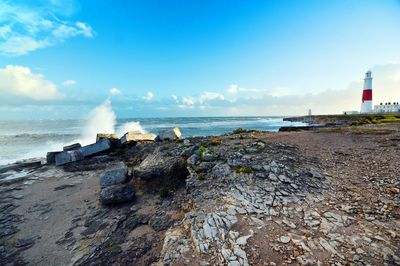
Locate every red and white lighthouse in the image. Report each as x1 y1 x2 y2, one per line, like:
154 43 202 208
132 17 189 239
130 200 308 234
360 70 373 113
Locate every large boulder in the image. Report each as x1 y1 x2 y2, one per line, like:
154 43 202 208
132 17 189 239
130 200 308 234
99 184 135 205
63 143 81 151
120 132 157 145
80 139 111 157
55 150 84 166
100 162 129 188
133 148 187 181
157 128 181 141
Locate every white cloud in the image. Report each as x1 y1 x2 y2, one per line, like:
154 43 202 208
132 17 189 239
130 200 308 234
62 79 76 86
172 95 179 103
170 63 400 115
142 91 154 101
227 84 238 94
0 1 94 56
182 97 195 105
199 91 224 104
110 87 121 95
0 65 62 100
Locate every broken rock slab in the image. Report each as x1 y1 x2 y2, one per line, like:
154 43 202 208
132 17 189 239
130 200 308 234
120 132 157 145
63 143 81 151
80 139 111 157
99 183 136 205
55 150 84 166
157 127 181 141
100 162 129 188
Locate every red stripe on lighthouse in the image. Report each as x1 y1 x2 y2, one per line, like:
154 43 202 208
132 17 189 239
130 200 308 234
362 89 372 102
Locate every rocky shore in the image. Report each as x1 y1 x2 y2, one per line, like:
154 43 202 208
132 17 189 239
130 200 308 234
0 123 399 265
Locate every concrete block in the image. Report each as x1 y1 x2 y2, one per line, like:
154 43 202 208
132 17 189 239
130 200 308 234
80 139 111 157
96 133 118 142
46 151 62 164
63 143 81 151
120 132 156 145
55 150 84 166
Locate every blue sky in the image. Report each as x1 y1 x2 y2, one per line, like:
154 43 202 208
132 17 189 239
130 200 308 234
0 0 400 119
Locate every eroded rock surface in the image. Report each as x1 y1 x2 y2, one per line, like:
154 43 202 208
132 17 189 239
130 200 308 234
0 124 399 265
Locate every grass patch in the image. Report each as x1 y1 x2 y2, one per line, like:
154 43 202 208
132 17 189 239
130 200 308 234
199 144 207 161
106 244 121 253
159 188 171 198
236 167 253 174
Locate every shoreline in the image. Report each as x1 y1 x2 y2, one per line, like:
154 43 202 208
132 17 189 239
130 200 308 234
0 121 399 265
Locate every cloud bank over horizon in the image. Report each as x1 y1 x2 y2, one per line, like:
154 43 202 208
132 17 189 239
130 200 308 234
0 63 398 119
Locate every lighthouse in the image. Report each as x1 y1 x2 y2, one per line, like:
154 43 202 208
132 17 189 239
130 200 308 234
360 70 373 113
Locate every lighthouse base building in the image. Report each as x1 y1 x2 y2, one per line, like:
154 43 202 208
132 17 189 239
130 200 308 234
373 102 400 113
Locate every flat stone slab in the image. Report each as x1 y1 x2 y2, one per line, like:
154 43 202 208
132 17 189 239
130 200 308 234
80 139 111 157
120 132 156 145
55 150 84 166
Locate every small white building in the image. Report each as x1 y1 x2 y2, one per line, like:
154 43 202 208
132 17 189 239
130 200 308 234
373 102 400 113
343 111 359 115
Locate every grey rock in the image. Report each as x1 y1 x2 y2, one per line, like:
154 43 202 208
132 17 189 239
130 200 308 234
211 163 231 179
187 154 200 166
99 183 135 205
202 152 213 161
280 236 291 244
133 148 187 181
99 162 129 188
158 127 181 141
63 143 81 151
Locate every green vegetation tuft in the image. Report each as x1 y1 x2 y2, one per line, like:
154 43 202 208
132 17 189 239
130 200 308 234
197 175 206 181
106 244 121 253
159 188 171 198
114 148 125 156
236 167 253 174
233 128 246 134
199 144 207 161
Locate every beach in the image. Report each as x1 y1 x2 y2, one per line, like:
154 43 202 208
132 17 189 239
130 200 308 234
0 120 399 265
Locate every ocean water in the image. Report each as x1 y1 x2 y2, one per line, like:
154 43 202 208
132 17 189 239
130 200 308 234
0 117 305 165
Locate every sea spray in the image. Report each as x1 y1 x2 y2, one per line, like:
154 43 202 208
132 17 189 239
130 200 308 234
79 99 146 144
79 99 116 145
116 122 146 136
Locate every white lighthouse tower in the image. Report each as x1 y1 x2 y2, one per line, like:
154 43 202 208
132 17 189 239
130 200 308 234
360 71 373 113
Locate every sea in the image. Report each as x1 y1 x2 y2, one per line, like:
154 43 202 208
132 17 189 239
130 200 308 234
0 116 305 166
